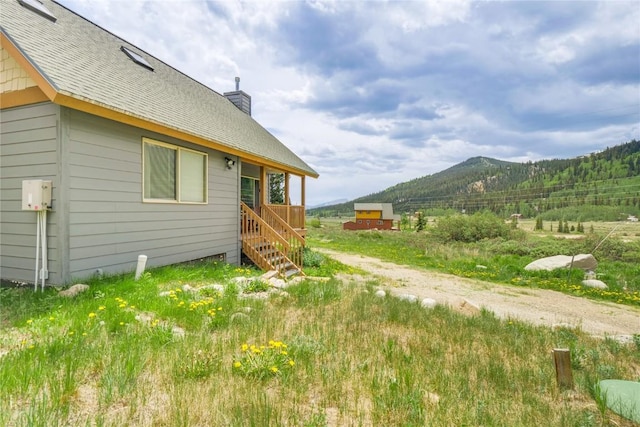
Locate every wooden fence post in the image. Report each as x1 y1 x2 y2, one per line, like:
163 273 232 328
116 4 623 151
553 348 574 389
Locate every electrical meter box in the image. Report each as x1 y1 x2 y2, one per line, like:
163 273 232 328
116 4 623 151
22 180 52 211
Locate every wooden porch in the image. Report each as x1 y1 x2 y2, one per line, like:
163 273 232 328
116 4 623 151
238 165 308 277
241 202 306 278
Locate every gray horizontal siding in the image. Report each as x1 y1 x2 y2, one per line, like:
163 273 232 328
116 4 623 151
0 103 61 283
66 110 240 279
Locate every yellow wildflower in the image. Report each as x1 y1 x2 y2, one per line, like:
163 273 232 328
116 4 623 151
88 312 97 318
233 361 242 368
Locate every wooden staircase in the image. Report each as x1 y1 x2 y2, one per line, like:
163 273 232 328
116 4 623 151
240 202 305 278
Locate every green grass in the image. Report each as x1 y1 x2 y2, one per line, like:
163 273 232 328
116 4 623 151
1 260 639 426
306 219 640 307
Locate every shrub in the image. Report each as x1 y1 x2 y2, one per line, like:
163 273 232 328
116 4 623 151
302 248 325 268
432 211 511 242
308 217 322 229
581 234 639 261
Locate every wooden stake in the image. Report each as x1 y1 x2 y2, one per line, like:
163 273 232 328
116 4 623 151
553 348 574 389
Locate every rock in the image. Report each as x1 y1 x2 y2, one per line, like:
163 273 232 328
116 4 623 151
582 279 608 290
58 284 89 298
397 294 418 303
584 270 597 280
425 392 440 404
610 335 635 345
524 254 598 272
172 326 185 339
230 312 250 323
421 298 437 309
269 278 287 289
159 291 171 297
232 276 250 286
260 270 279 281
238 291 269 300
287 276 306 286
135 312 155 325
456 299 481 316
200 284 225 294
181 284 195 293
475 265 487 270
375 290 386 298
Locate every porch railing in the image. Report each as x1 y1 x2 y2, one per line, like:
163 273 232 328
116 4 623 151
240 202 303 275
261 204 305 268
264 204 306 230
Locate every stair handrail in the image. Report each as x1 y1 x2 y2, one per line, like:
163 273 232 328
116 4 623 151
261 204 304 269
241 202 290 251
261 204 305 244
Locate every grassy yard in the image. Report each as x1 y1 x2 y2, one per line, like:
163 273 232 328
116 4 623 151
1 258 639 426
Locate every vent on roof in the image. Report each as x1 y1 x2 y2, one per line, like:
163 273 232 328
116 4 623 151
18 0 57 22
120 46 154 71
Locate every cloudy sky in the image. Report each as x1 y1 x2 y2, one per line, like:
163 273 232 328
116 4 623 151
57 0 640 207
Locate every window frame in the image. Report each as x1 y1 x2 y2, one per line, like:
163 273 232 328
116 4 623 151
241 176 258 209
142 137 208 204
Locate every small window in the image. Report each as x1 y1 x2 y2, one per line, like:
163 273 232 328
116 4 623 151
18 0 57 22
241 177 257 208
377 220 383 225
357 220 362 224
143 138 207 203
121 46 153 71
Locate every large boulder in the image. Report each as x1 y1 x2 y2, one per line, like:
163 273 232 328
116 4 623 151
58 283 89 298
524 254 597 272
582 279 608 290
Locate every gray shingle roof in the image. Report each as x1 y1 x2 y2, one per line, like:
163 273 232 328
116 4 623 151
1 0 318 177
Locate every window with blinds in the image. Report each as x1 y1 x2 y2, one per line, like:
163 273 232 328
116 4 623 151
143 138 207 203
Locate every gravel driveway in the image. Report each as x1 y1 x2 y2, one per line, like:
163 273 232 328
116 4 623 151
319 249 640 339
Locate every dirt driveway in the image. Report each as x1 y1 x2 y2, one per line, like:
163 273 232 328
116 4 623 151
318 249 640 339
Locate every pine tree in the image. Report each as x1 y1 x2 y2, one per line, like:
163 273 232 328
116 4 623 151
268 173 284 204
416 212 426 232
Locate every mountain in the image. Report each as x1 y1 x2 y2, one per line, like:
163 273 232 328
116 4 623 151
308 199 349 209
308 140 640 221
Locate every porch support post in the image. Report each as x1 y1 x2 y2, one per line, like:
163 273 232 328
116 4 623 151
260 166 267 209
284 172 290 222
301 175 306 225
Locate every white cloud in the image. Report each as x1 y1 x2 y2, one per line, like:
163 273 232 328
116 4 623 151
57 0 640 207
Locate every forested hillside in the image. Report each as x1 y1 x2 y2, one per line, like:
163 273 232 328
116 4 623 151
309 140 640 221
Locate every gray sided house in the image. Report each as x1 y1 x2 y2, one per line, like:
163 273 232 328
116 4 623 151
0 0 318 285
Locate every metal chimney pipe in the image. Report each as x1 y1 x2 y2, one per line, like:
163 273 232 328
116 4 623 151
235 76 240 91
